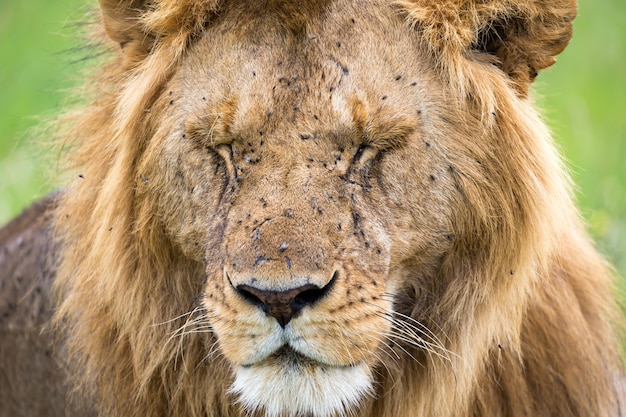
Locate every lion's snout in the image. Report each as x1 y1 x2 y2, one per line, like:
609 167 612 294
234 272 337 327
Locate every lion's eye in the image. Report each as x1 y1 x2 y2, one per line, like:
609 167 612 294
212 143 236 180
353 145 379 169
215 143 233 162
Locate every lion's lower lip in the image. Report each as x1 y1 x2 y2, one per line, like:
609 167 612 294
241 346 356 369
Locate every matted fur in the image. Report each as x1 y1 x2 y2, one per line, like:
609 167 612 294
52 0 624 416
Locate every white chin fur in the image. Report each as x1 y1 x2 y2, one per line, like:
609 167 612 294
229 359 373 417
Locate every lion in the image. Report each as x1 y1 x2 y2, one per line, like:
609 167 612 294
1 0 624 416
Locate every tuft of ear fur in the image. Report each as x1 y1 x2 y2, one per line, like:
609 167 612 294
398 0 577 96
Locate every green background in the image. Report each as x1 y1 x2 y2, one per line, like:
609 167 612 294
1 1 625 279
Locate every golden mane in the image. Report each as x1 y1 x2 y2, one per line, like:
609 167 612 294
49 1 624 416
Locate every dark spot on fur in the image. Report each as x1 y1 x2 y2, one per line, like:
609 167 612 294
430 175 436 181
267 109 275 117
313 114 319 120
284 209 294 218
279 242 289 252
285 256 292 269
510 269 515 275
395 75 402 81
411 81 417 86
255 256 272 267
78 174 84 179
382 95 388 100
337 40 341 48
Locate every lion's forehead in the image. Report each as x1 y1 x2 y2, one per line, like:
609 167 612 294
176 1 435 151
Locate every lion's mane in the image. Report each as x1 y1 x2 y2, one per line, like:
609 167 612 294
52 1 623 416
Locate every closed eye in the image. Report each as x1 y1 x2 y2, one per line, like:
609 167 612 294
210 143 236 182
352 145 379 169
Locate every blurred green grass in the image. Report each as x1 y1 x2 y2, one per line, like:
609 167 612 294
1 0 625 278
0 0 86 219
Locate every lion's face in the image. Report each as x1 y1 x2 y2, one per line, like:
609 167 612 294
137 4 458 415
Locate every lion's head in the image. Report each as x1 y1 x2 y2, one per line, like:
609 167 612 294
53 1 622 417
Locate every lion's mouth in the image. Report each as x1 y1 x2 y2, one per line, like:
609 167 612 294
241 345 358 370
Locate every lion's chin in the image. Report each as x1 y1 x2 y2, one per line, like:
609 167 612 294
229 349 373 417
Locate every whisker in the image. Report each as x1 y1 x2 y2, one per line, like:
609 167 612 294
380 293 453 346
152 308 199 327
363 300 458 367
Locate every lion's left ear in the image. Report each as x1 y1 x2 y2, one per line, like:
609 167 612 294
400 0 577 96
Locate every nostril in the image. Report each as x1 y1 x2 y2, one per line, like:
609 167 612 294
236 286 265 308
292 271 338 309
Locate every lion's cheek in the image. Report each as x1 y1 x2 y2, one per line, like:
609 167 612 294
287 308 391 367
207 303 285 366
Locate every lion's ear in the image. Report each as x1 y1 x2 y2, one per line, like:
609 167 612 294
98 0 220 57
99 0 150 47
401 0 577 96
473 0 577 95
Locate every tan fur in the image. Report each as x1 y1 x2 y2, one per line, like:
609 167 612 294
38 0 624 416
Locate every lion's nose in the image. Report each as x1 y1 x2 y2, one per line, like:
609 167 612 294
235 275 336 327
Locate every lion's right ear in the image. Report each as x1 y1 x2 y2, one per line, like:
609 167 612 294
99 0 150 48
98 0 220 58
